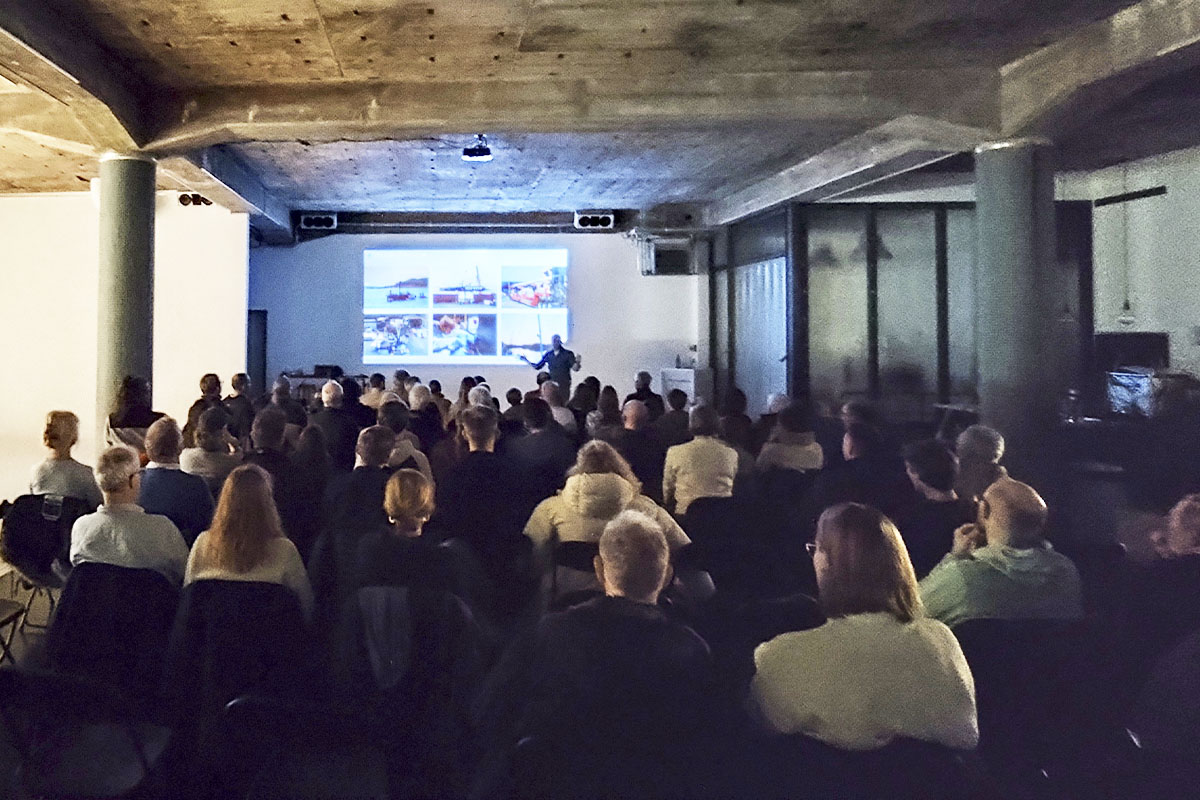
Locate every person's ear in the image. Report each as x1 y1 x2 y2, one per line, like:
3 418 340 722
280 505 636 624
593 555 605 588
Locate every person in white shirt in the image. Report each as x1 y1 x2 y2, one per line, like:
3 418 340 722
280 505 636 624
30 410 103 509
662 405 738 516
70 445 189 586
750 502 978 751
185 464 313 620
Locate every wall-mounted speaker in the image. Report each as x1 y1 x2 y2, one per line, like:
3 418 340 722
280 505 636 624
573 210 615 230
299 213 338 230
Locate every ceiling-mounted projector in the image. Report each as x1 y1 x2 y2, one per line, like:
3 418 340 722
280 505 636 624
462 134 493 162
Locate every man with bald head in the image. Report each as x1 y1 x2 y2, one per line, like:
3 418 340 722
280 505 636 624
610 399 666 503
919 478 1083 628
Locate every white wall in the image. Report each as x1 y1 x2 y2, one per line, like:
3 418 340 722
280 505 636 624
249 232 700 398
0 192 248 501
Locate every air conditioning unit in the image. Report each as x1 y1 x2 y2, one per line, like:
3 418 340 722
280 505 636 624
298 212 338 231
632 230 711 276
573 210 615 230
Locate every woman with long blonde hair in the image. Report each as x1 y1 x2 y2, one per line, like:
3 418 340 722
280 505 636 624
184 464 313 618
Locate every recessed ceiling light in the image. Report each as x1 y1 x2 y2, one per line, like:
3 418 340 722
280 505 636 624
462 133 493 162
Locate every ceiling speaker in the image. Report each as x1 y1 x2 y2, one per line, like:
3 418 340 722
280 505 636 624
573 210 615 230
299 213 338 230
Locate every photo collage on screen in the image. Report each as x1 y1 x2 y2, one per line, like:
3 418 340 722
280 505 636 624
363 248 568 365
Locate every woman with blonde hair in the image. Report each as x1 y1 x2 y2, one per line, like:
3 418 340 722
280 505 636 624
524 440 689 598
184 464 313 619
31 410 102 509
749 503 977 751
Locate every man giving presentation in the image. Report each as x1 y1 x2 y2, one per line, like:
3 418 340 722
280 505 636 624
522 334 581 393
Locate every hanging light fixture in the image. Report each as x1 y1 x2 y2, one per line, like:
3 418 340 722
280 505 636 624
1117 164 1136 326
461 133 493 162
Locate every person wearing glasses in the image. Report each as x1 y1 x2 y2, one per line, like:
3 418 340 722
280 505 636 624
750 503 978 751
69 445 189 586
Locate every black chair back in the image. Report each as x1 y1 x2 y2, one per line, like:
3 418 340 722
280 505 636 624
0 494 90 585
47 561 179 704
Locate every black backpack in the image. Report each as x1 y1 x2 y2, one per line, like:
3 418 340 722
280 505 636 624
0 494 91 583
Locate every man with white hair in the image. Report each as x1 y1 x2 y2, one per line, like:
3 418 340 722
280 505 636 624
954 424 1008 502
70 445 189 586
310 379 360 472
540 380 576 434
486 511 714 773
624 370 665 422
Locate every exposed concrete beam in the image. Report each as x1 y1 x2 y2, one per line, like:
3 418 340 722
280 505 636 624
1002 0 1200 137
0 0 153 149
144 68 1000 151
703 116 994 225
159 147 293 244
0 91 97 156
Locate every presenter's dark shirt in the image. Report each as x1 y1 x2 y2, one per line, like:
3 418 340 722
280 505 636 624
533 347 576 390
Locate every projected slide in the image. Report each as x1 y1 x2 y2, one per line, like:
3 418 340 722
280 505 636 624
363 248 568 365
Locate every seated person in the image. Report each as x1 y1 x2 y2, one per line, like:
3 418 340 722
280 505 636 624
750 503 978 751
322 425 396 534
525 440 689 599
585 385 624 443
138 417 215 546
105 375 165 458
182 373 224 448
507 398 577 503
186 464 313 620
954 425 1008 502
70 445 189 586
807 422 913 524
653 389 692 449
756 401 824 474
31 410 102 509
486 511 714 755
663 405 739 516
718 388 754 454
920 478 1083 629
894 440 974 579
502 387 525 423
180 406 243 496
541 380 577 436
310 380 361 472
377 400 434 485
610 400 666 504
624 371 665 421
223 372 255 443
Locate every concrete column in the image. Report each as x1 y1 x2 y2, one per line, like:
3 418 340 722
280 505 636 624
974 139 1060 486
97 153 156 436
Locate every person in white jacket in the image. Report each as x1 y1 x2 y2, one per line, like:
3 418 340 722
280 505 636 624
524 440 689 599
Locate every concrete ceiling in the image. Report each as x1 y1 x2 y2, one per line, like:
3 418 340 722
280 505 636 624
3 0 1200 236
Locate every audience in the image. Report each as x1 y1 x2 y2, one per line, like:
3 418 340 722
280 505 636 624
663 405 738 516
377 400 434 485
750 392 790 456
541 380 576 435
106 375 164 456
340 377 377 430
718 388 754 453
611 400 666 503
502 387 525 423
750 503 978 751
182 373 224 449
180 406 243 496
808 421 913 522
524 441 689 598
920 478 1083 628
286 424 331 561
185 463 314 620
507 398 577 500
223 372 255 443
30 410 103 509
756 401 824 474
352 468 444 593
310 380 360 472
954 424 1008 502
625 370 666 421
138 417 215 546
894 439 974 579
361 372 388 409
586 385 623 441
266 375 308 428
654 389 692 449
70 445 188 586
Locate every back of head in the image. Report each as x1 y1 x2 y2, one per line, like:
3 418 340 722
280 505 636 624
458 376 477 401
689 404 720 436
273 375 292 395
844 421 883 459
541 380 564 406
506 387 523 406
95 445 140 494
467 384 493 408
199 373 221 397
339 377 362 403
294 424 330 469
766 392 791 415
635 370 652 390
377 400 411 433
957 424 1005 464
1167 494 1200 555
116 375 151 411
356 425 397 468
536 371 551 386
207 464 283 572
841 400 880 429
903 439 958 492
523 397 552 430
369 373 386 390
408 383 433 411
44 410 80 451
196 406 231 451
231 373 250 394
815 503 921 622
598 386 620 418
583 376 601 395
723 388 748 417
384 469 435 530
666 389 688 411
599 510 670 603
321 380 344 408
252 407 287 450
982 478 1048 548
570 440 640 492
778 401 813 434
459 404 499 447
428 379 442 394
622 399 649 430
145 417 183 463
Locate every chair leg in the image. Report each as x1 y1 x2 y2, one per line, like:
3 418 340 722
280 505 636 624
18 587 54 631
0 622 17 665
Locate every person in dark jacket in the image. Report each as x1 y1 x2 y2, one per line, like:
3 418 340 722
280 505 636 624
654 389 692 449
624 371 665 422
507 398 577 505
611 400 666 504
138 417 214 547
309 380 361 472
182 373 225 449
223 372 255 443
243 408 302 543
340 377 378 430
807 422 914 531
893 439 974 579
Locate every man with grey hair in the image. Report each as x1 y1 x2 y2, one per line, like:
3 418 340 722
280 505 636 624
663 405 738 516
625 370 665 421
955 424 1008 502
540 380 576 434
70 445 189 586
311 379 360 472
484 510 714 782
138 416 214 546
